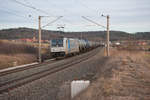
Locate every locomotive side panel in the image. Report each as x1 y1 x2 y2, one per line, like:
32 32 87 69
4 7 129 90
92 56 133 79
67 39 79 54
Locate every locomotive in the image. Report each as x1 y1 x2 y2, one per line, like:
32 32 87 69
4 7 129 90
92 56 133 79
50 37 100 57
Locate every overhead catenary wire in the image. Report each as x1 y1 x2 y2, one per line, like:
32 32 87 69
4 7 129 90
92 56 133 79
48 0 100 28
41 0 91 26
82 16 106 28
15 0 99 30
42 16 63 28
5 0 104 32
11 0 53 16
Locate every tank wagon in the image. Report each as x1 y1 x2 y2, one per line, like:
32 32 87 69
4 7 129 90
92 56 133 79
50 37 100 57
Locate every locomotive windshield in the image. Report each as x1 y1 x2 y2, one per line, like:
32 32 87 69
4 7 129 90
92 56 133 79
51 39 63 47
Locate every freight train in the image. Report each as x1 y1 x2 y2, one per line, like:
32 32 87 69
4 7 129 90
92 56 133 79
50 37 102 57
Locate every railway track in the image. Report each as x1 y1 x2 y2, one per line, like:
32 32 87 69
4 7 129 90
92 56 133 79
0 49 94 76
0 57 69 76
0 47 101 94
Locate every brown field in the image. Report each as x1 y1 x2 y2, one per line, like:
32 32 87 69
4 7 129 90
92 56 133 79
0 40 50 69
74 48 150 100
0 40 38 54
0 54 37 70
116 43 150 51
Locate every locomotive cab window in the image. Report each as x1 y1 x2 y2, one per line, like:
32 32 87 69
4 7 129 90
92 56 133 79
51 39 63 47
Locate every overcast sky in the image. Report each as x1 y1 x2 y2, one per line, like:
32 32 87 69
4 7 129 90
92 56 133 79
0 0 150 33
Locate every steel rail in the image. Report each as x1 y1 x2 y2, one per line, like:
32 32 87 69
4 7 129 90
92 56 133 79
0 48 100 94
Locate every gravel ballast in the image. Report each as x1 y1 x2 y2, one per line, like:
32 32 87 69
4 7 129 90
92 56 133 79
0 48 106 100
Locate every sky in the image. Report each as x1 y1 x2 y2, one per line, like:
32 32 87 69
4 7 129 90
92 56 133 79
0 0 150 33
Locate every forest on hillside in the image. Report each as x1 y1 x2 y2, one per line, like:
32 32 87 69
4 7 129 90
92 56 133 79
0 28 149 41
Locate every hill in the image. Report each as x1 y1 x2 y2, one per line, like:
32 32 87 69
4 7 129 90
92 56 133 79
0 27 149 41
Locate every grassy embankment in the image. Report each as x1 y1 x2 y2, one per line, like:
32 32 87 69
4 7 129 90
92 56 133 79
0 40 50 70
74 47 150 100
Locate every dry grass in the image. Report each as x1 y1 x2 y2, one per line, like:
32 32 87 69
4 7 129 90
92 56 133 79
0 40 51 69
0 54 37 70
116 44 150 51
111 49 150 66
0 40 38 55
74 49 150 100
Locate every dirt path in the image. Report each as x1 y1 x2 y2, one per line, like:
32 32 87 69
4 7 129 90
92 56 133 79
74 49 150 100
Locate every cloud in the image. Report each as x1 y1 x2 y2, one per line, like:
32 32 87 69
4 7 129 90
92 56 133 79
0 0 150 32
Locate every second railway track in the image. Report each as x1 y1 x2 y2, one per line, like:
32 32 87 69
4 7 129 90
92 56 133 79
0 47 101 94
